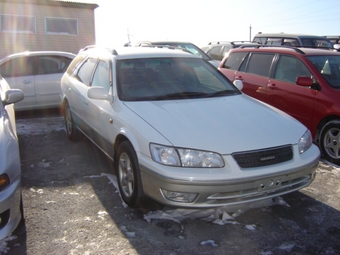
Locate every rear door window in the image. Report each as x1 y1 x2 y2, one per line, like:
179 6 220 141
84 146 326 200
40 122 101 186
246 53 275 77
222 52 248 70
37 55 73 75
210 46 222 60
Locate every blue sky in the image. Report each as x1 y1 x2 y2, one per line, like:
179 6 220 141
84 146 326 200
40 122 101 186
86 0 340 48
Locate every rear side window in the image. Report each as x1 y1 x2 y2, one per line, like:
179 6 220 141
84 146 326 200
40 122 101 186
37 56 73 74
266 38 282 46
0 56 35 77
246 53 275 77
283 38 300 47
210 46 222 60
222 52 248 70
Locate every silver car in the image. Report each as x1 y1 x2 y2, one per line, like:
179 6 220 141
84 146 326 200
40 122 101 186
60 46 320 209
0 76 24 239
0 51 75 111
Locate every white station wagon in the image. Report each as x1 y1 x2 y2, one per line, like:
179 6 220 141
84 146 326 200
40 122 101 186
0 51 75 111
60 46 320 208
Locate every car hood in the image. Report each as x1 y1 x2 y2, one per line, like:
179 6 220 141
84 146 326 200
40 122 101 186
124 94 307 154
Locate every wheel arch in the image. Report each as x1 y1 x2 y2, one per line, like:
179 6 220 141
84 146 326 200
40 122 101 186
315 115 340 145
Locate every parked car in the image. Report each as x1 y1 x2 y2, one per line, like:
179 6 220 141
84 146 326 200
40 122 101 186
60 46 319 209
0 51 75 111
324 36 340 45
201 41 260 62
253 33 333 49
218 47 340 164
0 75 24 240
324 36 340 52
133 41 219 67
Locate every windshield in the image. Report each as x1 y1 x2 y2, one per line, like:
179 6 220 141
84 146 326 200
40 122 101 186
117 58 240 101
307 55 340 88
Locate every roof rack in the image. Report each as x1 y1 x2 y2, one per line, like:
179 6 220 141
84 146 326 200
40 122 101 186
79 45 118 55
208 41 231 45
140 44 192 54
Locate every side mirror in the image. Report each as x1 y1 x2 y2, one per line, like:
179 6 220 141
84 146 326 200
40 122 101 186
296 76 313 87
2 89 24 106
87 86 109 100
233 80 243 91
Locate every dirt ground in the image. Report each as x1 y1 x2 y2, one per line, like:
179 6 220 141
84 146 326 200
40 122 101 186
2 109 340 255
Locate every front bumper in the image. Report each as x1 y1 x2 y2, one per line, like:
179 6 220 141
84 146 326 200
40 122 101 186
139 147 320 208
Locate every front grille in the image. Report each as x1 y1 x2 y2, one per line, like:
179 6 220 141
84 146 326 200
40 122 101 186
232 145 293 168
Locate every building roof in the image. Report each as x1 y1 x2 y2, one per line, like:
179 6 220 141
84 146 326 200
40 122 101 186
0 0 99 9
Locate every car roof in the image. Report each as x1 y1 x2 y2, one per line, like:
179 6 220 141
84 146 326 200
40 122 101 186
0 51 76 62
135 41 196 45
228 46 340 56
254 33 329 39
80 46 200 60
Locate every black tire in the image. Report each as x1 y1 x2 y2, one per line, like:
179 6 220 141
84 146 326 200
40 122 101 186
320 120 340 165
115 141 145 208
64 101 78 141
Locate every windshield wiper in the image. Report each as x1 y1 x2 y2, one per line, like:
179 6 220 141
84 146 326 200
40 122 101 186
163 91 209 99
201 90 238 97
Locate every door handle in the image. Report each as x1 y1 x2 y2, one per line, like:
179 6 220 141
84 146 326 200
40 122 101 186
235 76 243 80
268 83 277 89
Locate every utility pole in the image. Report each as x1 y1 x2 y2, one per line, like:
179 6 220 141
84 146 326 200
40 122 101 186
127 28 131 43
249 24 252 42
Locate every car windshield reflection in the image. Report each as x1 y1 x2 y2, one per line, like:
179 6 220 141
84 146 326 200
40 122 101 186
117 58 239 101
307 55 340 88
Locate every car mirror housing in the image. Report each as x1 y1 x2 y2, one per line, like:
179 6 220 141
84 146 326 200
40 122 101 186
296 76 314 87
2 89 24 106
233 80 243 91
87 87 109 100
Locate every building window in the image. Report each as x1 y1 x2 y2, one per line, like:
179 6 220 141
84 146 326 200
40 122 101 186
0 14 36 33
45 17 78 35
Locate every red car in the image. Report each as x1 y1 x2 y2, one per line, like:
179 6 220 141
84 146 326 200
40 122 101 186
219 47 340 165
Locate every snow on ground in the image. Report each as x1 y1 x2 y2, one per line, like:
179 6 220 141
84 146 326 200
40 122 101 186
9 116 339 253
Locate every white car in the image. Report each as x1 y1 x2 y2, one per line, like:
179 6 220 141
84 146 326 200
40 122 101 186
0 51 75 111
0 76 24 239
60 46 320 208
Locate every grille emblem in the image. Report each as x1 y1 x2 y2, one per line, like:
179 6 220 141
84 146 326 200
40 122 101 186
260 155 275 161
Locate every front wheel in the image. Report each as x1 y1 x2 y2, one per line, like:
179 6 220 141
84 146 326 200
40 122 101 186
320 120 340 165
64 101 78 141
115 141 145 208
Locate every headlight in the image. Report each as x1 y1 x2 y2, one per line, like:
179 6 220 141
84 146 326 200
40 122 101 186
150 143 224 168
298 130 313 154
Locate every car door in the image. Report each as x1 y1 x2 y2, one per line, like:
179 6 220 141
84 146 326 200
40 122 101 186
236 52 275 103
35 55 73 108
70 57 98 134
84 59 115 157
219 51 248 81
269 54 315 129
0 56 36 110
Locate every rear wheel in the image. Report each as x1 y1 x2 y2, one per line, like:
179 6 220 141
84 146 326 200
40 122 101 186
64 101 78 141
115 141 145 208
320 120 340 165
